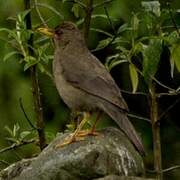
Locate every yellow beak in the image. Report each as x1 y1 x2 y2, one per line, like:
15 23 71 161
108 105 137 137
36 27 54 37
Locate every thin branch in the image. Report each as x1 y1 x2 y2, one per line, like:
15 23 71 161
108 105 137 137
128 56 175 92
157 91 180 98
162 165 180 173
91 6 117 52
0 139 36 154
0 160 10 166
19 98 37 130
65 0 86 9
83 0 94 43
24 0 46 151
104 6 116 34
125 49 176 93
36 3 64 19
127 113 151 123
146 165 180 173
161 25 180 30
158 97 180 121
150 83 163 180
34 0 48 27
13 151 23 160
103 6 117 46
129 57 176 92
90 27 113 37
91 38 115 52
93 0 114 8
151 76 175 92
121 89 147 96
167 3 180 37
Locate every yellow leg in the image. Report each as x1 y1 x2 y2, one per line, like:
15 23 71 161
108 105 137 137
75 111 102 137
90 111 102 133
55 112 90 148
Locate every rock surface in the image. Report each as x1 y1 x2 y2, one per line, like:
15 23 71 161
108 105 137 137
0 127 152 180
94 175 155 180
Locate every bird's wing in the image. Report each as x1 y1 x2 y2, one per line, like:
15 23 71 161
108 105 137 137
60 50 128 111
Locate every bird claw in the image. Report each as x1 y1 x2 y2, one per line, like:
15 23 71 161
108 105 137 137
55 133 85 148
55 130 100 149
77 130 100 137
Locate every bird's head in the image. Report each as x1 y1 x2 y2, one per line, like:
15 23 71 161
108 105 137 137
37 21 84 47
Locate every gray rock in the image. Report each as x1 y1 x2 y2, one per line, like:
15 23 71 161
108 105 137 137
94 174 155 180
0 127 149 180
0 158 35 180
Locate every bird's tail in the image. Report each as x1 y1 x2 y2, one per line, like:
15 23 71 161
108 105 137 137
100 101 145 155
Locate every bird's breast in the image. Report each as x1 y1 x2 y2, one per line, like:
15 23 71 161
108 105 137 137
52 56 99 111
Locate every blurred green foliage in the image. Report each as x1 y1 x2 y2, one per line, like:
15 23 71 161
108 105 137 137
0 0 180 179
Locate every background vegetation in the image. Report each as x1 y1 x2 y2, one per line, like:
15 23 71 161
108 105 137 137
0 0 180 180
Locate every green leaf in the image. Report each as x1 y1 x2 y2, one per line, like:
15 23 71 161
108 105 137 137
170 55 175 78
131 13 139 31
113 37 130 45
141 1 161 17
66 124 75 131
166 31 179 45
171 43 180 72
76 14 118 26
4 126 13 136
5 138 19 143
41 55 53 64
20 131 31 140
142 39 162 85
176 86 180 92
133 42 146 54
117 23 131 34
13 123 20 137
45 131 56 143
105 54 128 71
36 3 64 19
37 63 45 73
18 9 31 21
106 54 120 64
71 3 80 18
90 28 113 37
129 64 139 93
95 38 112 50
37 63 52 78
109 60 127 71
0 28 12 33
7 16 16 21
24 56 38 71
3 51 20 61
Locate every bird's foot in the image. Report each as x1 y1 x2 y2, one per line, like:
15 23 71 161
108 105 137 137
77 129 100 137
55 133 85 148
55 130 100 149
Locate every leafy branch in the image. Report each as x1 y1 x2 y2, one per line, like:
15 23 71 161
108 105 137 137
24 0 46 151
19 98 37 130
92 3 179 180
83 0 94 42
0 139 36 154
147 165 180 173
93 0 114 8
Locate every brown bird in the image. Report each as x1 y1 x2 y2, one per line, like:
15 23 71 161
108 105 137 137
38 21 144 155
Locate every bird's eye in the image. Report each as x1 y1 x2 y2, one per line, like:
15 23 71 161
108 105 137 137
55 29 63 36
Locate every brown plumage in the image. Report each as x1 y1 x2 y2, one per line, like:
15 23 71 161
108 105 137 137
52 21 144 155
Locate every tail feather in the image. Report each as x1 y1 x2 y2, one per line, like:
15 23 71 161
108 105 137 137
100 101 145 155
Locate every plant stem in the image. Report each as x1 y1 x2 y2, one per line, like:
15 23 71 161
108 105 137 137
24 0 46 151
149 83 162 180
30 66 46 150
0 139 36 154
83 0 93 43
